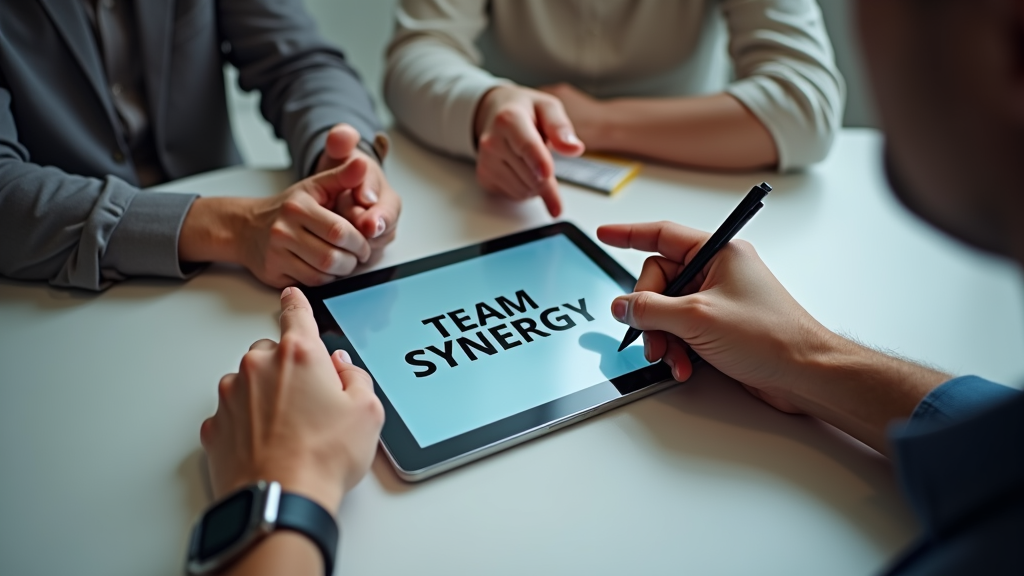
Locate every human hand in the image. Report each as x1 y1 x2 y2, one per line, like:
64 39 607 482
539 83 607 149
201 287 385 511
313 124 401 253
240 158 372 287
599 221 839 414
473 85 586 217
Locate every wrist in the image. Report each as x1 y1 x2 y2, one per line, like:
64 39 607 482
782 326 949 452
178 197 249 266
585 99 622 151
256 463 345 513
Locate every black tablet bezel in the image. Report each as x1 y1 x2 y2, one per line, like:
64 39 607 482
306 222 671 477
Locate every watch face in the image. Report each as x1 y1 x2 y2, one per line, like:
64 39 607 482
197 488 255 561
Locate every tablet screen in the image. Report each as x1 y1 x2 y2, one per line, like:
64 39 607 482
323 234 650 448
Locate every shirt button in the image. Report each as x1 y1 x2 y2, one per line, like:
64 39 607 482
112 150 125 163
111 83 123 96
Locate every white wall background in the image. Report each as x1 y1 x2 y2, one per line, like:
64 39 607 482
227 0 873 168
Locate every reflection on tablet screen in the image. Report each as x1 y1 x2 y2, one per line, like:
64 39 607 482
323 235 650 448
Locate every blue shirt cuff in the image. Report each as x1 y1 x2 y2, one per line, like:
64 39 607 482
910 375 1019 426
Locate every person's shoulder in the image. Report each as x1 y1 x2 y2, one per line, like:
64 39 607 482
886 384 1024 576
884 492 1024 576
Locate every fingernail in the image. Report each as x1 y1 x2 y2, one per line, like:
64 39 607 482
281 287 292 299
560 128 581 145
363 188 379 204
338 349 352 364
643 334 651 362
611 298 627 323
373 217 386 239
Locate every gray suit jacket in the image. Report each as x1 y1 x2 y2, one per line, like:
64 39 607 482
0 0 383 290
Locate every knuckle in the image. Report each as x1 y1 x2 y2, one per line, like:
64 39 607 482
199 418 215 446
281 197 304 217
478 134 496 153
681 294 714 322
217 374 235 398
269 222 291 242
731 239 757 255
239 350 261 374
318 249 338 273
631 292 652 323
326 221 347 245
369 397 385 427
277 333 311 362
493 108 518 129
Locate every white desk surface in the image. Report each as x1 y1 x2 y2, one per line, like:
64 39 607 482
2 129 1022 576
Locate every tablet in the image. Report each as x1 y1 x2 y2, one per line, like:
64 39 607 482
307 222 672 481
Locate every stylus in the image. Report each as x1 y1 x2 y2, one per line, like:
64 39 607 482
616 182 772 352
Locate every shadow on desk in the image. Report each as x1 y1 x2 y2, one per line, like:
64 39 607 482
0 264 277 318
368 362 918 557
626 365 918 551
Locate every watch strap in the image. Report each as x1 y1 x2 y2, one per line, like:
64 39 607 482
277 492 339 576
356 137 383 166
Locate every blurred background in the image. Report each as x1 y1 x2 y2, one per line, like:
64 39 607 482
228 0 871 168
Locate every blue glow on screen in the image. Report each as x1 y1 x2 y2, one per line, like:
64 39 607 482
323 235 649 447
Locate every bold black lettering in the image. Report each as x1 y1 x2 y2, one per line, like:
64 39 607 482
405 350 437 378
563 298 594 322
487 323 522 350
475 302 506 326
540 307 576 331
425 340 459 367
495 289 538 317
447 308 478 332
456 331 498 361
510 318 550 343
422 314 451 338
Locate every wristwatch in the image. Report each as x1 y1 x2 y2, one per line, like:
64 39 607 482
185 481 338 576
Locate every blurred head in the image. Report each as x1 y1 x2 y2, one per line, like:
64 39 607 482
856 0 1024 259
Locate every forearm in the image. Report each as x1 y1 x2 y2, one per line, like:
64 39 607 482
220 0 383 179
585 93 779 170
385 41 503 159
787 333 949 454
0 159 196 289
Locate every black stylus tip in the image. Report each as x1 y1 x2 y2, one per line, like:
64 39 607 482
617 330 637 352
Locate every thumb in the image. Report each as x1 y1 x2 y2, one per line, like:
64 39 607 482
305 156 368 207
331 349 375 396
611 291 698 336
323 124 361 163
534 98 585 156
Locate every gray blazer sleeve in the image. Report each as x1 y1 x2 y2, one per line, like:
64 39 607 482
0 86 197 291
219 0 384 179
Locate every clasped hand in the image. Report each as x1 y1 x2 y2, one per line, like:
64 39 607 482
179 124 401 288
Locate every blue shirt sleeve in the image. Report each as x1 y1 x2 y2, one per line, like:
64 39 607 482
909 375 1019 425
882 376 1024 576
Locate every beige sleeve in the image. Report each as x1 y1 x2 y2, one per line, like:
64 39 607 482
720 0 846 171
385 0 511 159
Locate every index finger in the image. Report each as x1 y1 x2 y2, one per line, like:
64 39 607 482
597 222 711 263
279 287 321 341
537 177 563 217
501 110 554 181
305 156 369 206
